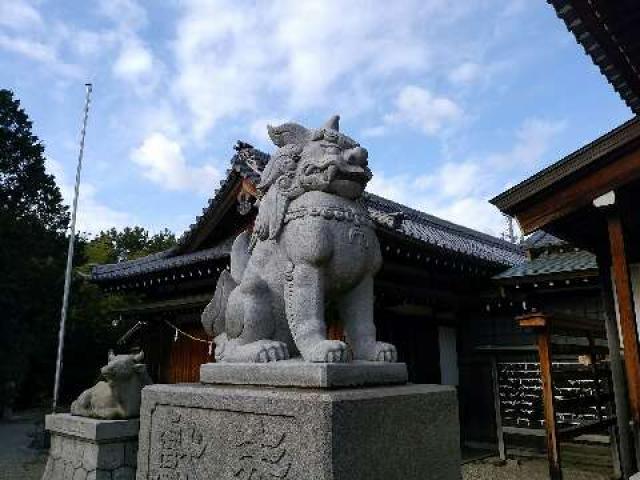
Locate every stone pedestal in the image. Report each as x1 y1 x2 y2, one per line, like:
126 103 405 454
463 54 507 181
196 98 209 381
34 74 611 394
43 414 139 480
136 363 461 480
200 359 409 388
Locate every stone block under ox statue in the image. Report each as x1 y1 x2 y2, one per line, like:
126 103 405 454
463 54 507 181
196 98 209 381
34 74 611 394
201 114 397 364
42 352 151 480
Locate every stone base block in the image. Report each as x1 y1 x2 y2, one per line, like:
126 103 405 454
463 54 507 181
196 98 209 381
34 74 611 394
42 414 139 480
200 359 409 388
137 383 461 480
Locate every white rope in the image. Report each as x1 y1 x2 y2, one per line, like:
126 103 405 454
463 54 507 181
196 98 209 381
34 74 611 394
164 319 213 355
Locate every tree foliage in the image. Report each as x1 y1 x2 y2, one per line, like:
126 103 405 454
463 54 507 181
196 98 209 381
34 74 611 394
0 89 70 408
0 89 176 408
84 227 176 266
0 89 68 231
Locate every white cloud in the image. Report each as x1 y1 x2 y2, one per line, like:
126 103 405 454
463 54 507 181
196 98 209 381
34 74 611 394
488 118 566 170
368 169 505 235
131 133 222 194
366 116 565 236
113 38 154 80
0 33 82 78
98 0 147 31
429 197 506 235
447 60 511 90
384 85 462 136
414 161 482 197
171 0 472 139
92 0 160 91
448 62 482 85
361 126 387 138
0 33 55 62
0 0 43 31
45 158 135 234
367 172 414 204
67 29 117 57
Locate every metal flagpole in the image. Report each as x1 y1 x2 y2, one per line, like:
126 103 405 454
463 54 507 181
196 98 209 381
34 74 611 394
52 83 93 412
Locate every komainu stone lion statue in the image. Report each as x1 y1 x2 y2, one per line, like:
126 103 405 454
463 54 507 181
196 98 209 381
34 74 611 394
70 351 151 419
202 115 397 363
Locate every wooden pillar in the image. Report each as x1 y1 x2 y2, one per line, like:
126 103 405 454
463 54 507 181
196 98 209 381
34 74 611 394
600 263 636 478
519 313 562 480
538 323 562 480
607 211 640 466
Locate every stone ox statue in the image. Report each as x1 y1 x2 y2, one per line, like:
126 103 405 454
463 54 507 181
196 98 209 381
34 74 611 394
202 115 397 363
70 351 151 419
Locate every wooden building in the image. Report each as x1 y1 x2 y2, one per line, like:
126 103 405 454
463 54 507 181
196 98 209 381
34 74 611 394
493 119 640 479
492 0 640 476
91 141 525 447
487 232 619 472
486 5 640 479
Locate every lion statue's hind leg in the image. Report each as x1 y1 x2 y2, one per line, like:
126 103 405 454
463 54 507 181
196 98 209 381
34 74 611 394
215 277 289 363
203 231 290 363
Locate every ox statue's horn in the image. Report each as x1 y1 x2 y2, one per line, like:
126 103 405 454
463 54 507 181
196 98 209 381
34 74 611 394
108 349 115 362
323 115 340 131
133 351 144 362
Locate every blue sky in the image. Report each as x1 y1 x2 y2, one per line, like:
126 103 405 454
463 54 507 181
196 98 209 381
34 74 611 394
0 0 633 238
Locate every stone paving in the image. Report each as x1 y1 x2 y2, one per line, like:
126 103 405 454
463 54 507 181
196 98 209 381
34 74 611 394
0 411 615 480
462 456 610 480
0 411 47 480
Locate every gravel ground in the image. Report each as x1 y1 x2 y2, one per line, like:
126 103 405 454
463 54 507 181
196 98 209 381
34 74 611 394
0 413 613 480
0 412 47 480
462 456 612 480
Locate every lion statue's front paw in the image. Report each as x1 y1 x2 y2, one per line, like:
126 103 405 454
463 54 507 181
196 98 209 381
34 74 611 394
306 340 350 363
251 340 290 363
374 342 397 362
355 342 398 362
217 339 290 363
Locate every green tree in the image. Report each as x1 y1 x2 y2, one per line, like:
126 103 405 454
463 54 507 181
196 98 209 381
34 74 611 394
83 227 176 266
0 90 68 231
0 89 177 408
0 89 69 409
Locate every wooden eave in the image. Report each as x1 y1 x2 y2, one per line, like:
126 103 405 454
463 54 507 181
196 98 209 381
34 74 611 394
548 0 640 114
495 268 598 287
491 117 640 239
113 294 212 316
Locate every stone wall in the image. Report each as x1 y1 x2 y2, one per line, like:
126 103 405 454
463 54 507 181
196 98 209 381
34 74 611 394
42 414 139 480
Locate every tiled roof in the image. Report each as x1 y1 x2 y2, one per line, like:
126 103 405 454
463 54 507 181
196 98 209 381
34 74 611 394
92 238 233 281
523 230 567 249
547 0 640 115
494 249 598 281
92 143 525 283
364 193 524 266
